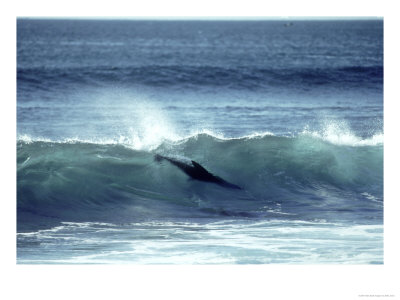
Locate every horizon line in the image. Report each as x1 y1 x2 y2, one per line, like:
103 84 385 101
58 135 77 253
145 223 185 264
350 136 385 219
18 16 383 21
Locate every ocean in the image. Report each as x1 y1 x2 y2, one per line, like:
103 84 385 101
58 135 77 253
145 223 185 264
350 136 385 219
17 18 383 264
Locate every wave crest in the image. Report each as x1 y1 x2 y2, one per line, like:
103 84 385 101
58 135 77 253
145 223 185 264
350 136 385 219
17 128 383 229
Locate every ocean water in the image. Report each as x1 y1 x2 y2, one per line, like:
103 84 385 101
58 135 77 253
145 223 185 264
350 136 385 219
17 19 383 264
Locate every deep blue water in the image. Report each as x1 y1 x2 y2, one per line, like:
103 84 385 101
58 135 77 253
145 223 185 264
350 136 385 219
17 19 383 264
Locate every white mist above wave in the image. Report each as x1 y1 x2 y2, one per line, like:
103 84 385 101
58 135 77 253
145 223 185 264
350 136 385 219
17 86 383 150
17 96 383 150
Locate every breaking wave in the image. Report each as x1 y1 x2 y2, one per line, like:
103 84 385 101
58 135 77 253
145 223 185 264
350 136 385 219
17 131 383 230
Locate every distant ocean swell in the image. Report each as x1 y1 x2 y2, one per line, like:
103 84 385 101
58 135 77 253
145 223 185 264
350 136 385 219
17 65 383 90
17 132 383 230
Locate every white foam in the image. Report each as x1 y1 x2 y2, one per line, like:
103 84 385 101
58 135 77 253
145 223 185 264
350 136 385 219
17 133 52 144
17 220 383 264
182 129 275 141
301 121 383 147
17 134 125 145
19 117 381 150
361 192 382 203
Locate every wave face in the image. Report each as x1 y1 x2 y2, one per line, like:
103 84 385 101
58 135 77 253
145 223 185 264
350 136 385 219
17 133 383 230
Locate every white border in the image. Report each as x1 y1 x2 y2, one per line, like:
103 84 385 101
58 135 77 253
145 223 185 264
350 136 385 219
3 1 399 299
11 0 388 18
